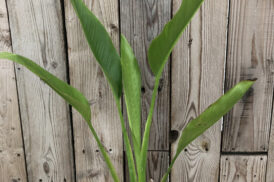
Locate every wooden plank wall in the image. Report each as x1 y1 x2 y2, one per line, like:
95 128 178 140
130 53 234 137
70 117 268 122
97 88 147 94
0 0 273 182
6 0 75 182
65 0 123 181
0 0 27 181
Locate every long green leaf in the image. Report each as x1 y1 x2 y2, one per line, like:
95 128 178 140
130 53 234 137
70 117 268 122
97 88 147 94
70 0 122 98
121 35 142 181
148 0 204 76
161 79 256 182
0 52 121 182
139 76 161 182
121 35 141 153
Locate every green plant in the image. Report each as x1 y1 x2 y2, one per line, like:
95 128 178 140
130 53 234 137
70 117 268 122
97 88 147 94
0 0 255 181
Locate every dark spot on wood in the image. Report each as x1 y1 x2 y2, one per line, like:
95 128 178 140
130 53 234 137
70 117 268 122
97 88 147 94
226 158 228 161
232 147 235 150
0 150 2 153
17 67 21 70
18 178 20 181
260 157 263 160
169 130 179 143
251 34 258 68
158 79 164 92
184 148 188 152
88 170 99 178
11 127 15 130
39 179 42 182
64 178 66 182
188 38 193 47
247 78 257 82
50 61 58 69
82 149 85 154
43 162 50 174
17 153 20 157
95 149 99 152
141 86 146 93
98 91 102 98
0 13 4 18
110 23 118 31
109 148 112 152
201 141 209 152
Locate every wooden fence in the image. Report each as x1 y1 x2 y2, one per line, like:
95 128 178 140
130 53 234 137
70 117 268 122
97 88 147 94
0 0 273 181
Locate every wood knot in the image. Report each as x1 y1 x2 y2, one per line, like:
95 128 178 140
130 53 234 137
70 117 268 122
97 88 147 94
201 141 209 152
169 130 179 143
50 61 58 69
43 162 50 174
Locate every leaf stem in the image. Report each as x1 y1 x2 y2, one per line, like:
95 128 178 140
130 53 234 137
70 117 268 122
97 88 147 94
115 97 138 182
139 75 161 182
86 120 121 182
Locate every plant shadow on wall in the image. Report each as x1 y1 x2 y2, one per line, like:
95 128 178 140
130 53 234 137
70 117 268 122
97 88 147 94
0 0 256 182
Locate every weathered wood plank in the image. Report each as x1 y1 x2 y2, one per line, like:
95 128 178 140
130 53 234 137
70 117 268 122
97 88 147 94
6 0 74 181
64 0 123 181
222 0 274 152
266 105 274 182
146 151 169 182
120 0 171 151
0 0 27 181
125 151 169 182
120 0 171 180
170 0 228 181
220 155 267 182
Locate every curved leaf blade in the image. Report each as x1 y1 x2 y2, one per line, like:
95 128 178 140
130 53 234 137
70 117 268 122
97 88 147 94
148 0 204 76
121 35 141 151
161 79 256 182
0 52 91 122
121 35 142 181
70 0 122 98
0 52 121 182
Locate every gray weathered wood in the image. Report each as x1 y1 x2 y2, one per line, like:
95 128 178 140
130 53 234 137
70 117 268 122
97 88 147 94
0 0 27 181
170 0 228 181
266 105 274 182
124 151 169 182
146 151 169 182
120 0 171 151
220 155 267 182
6 0 74 181
120 0 171 180
65 0 123 181
222 0 274 152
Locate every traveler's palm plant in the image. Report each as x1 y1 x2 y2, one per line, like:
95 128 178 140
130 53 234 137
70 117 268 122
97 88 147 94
0 0 255 181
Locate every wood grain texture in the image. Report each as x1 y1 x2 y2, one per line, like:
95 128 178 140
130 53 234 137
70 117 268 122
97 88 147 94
6 0 74 181
0 0 27 181
120 0 171 151
170 0 228 181
65 0 123 181
266 105 274 182
222 0 274 152
220 155 267 182
124 151 169 182
120 0 170 180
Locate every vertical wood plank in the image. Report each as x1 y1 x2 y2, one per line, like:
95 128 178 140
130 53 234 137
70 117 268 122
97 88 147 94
266 105 274 182
222 0 274 152
220 155 267 182
120 0 171 151
120 0 171 180
170 0 228 181
65 0 123 181
6 0 74 181
0 0 27 181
